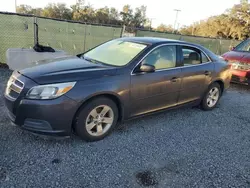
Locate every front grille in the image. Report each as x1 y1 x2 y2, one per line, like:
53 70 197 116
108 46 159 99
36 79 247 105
5 76 24 101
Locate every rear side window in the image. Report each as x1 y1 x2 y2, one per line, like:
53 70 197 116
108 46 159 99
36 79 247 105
182 46 209 66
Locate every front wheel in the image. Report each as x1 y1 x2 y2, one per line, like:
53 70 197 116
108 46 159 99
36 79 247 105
74 97 118 142
201 83 221 111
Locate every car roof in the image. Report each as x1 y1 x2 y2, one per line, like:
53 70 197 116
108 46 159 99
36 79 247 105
120 37 179 44
119 37 219 61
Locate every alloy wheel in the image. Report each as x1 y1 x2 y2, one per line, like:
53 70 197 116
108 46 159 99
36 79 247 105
85 105 114 136
206 87 219 108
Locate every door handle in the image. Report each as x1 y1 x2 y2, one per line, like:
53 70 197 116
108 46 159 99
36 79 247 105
170 77 179 82
204 71 211 76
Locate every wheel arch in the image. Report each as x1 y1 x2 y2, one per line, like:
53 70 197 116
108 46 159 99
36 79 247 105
72 92 125 129
211 79 225 94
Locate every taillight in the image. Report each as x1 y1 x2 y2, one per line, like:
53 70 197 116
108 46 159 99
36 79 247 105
228 63 232 69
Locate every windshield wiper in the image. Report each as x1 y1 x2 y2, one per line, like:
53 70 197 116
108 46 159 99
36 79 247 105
85 57 98 64
82 56 100 64
82 56 114 67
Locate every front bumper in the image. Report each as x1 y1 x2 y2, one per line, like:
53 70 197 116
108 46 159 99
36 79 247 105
230 69 250 85
4 72 79 137
4 95 79 136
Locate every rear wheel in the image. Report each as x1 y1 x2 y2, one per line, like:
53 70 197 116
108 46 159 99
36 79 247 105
201 83 221 111
74 97 118 142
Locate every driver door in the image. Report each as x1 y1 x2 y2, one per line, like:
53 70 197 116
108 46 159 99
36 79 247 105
129 45 182 117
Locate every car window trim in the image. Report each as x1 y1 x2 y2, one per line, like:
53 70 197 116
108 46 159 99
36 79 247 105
201 52 210 64
142 45 178 71
181 45 202 65
131 43 212 75
79 39 149 67
180 45 211 66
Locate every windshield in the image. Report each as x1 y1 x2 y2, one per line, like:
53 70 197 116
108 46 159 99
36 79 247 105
82 40 147 66
234 39 250 52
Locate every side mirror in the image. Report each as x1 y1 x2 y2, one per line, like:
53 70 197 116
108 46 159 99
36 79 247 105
140 64 155 73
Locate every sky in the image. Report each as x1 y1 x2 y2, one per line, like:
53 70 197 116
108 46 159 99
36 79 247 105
0 0 241 27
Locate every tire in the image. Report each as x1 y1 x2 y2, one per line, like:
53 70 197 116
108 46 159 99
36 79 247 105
74 97 118 142
201 82 221 111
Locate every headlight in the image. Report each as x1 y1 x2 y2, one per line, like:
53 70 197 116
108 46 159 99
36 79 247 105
26 82 76 99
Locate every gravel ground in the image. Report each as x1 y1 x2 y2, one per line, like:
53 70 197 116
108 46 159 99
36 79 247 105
1 69 250 188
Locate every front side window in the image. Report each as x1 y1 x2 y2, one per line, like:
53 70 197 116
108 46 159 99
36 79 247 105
234 39 250 52
82 40 147 66
142 45 176 70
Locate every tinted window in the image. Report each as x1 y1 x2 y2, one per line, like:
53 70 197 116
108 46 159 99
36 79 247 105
201 52 210 63
234 39 250 52
182 47 201 66
142 45 176 70
83 40 147 66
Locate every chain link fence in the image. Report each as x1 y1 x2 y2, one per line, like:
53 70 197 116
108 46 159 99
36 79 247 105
0 13 34 65
36 17 122 55
0 12 242 65
0 12 123 65
135 30 241 55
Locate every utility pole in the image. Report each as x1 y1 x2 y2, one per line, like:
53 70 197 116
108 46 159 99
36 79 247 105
176 23 180 32
149 18 155 30
192 25 194 35
15 0 17 12
173 9 181 33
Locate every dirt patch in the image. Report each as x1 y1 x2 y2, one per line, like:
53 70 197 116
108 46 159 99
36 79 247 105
136 171 158 187
0 167 7 182
51 158 61 164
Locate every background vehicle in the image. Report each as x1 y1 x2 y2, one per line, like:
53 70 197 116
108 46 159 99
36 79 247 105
222 39 250 85
4 37 231 142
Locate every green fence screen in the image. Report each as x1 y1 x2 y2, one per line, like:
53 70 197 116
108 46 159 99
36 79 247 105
136 30 241 55
0 13 34 64
0 13 122 64
37 18 122 55
0 12 243 65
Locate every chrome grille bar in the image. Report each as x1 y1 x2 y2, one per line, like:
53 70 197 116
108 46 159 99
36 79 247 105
5 76 24 101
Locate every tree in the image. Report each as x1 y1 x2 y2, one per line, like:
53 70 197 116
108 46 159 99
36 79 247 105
132 6 147 28
16 3 147 28
179 3 250 40
110 7 119 20
16 5 43 16
72 5 95 22
42 3 72 20
241 0 248 4
120 5 148 32
95 7 110 24
120 5 134 26
156 24 174 33
16 4 32 14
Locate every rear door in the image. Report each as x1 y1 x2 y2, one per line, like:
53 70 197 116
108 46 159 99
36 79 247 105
178 45 214 104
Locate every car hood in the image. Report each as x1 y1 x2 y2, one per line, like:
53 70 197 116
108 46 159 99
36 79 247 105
19 56 118 84
222 51 250 63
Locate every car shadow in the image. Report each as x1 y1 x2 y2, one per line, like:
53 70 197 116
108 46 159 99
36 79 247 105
230 83 250 92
